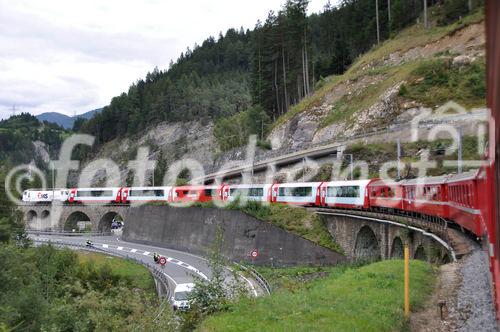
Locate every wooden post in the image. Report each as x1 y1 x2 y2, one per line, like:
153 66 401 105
404 245 410 318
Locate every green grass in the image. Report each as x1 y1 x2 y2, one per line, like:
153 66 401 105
200 260 435 332
253 264 356 292
399 58 486 109
77 251 155 292
320 62 418 128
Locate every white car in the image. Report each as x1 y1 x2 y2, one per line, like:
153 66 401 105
172 283 195 311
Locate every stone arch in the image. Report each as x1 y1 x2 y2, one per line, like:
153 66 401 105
354 225 381 261
391 237 404 259
99 211 123 232
41 210 50 219
414 245 427 261
27 210 37 222
26 210 38 228
65 211 91 231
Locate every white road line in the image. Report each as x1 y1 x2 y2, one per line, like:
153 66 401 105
143 251 150 256
102 244 109 248
130 249 137 253
117 246 123 251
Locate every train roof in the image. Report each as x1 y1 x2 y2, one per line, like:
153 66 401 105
322 179 376 186
368 179 400 187
274 182 322 187
226 183 272 188
400 175 448 185
445 170 479 183
73 187 121 191
125 186 172 190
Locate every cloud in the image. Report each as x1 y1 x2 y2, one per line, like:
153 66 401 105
0 0 330 118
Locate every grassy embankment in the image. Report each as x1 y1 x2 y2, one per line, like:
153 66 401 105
77 251 156 292
200 260 435 332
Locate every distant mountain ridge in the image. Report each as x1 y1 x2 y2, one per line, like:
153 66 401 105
36 108 102 129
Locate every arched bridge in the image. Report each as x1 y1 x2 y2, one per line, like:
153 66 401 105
19 204 456 264
20 204 128 232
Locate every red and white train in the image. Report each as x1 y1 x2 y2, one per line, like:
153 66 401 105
21 165 500 321
21 170 488 238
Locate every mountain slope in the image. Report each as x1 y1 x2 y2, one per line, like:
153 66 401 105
36 108 102 129
268 10 485 150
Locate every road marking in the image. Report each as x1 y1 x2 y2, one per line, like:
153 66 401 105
102 244 109 248
143 251 150 256
117 246 123 250
130 249 137 253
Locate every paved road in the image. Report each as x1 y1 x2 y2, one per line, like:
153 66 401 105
30 232 263 297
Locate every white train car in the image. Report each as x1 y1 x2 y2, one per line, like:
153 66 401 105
271 182 322 206
223 184 272 202
319 179 375 209
68 187 122 204
121 186 172 203
22 189 69 203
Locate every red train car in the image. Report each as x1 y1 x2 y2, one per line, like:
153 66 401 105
170 185 224 204
446 172 484 236
367 179 404 211
400 176 449 219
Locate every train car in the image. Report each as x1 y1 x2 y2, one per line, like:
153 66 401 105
367 179 404 211
446 171 483 236
22 189 69 203
222 184 272 203
400 175 449 218
170 185 224 204
270 182 322 206
320 179 375 209
121 186 172 204
68 187 122 204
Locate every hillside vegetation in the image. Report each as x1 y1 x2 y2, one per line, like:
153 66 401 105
269 8 484 146
201 260 435 331
72 0 478 152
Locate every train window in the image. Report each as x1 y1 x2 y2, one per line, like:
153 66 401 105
204 189 215 197
129 190 164 197
77 190 113 197
278 187 312 197
230 188 264 197
327 186 360 198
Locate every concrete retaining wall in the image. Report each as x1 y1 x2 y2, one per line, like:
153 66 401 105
123 205 345 266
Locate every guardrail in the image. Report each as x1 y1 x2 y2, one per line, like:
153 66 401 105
234 262 271 295
27 230 112 237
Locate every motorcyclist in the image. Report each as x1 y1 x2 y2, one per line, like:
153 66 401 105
86 239 92 247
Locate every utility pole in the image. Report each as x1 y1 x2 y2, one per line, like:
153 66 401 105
397 138 401 179
10 105 17 117
388 0 391 24
350 154 354 180
423 0 428 29
458 127 462 174
376 0 380 44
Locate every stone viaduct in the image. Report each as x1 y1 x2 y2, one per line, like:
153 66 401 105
19 204 452 264
20 204 128 232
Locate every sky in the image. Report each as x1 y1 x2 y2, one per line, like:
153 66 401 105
0 0 335 119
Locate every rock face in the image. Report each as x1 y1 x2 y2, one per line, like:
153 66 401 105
72 120 219 186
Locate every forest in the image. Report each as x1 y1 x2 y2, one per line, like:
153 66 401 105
74 0 475 152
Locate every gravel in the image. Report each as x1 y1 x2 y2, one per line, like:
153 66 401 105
453 245 498 332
